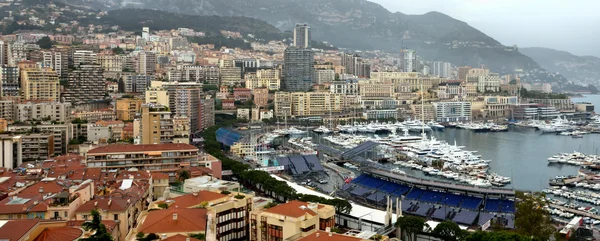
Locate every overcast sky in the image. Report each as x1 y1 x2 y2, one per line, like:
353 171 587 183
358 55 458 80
371 0 600 57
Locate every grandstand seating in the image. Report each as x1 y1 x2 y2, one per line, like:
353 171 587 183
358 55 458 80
452 210 478 225
366 191 387 203
392 186 411 196
413 204 434 217
500 200 515 213
405 188 424 200
432 207 455 221
440 193 464 207
419 190 445 203
484 199 502 212
379 182 402 193
358 175 387 188
350 185 371 196
477 212 494 226
460 196 483 210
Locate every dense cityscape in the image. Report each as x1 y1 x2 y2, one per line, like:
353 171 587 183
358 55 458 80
0 0 598 241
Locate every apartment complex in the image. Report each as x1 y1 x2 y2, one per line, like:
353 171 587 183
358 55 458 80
14 101 72 122
116 98 144 121
0 135 22 169
63 65 105 105
283 47 314 92
274 92 345 117
20 68 60 101
1 66 20 96
250 200 335 241
340 53 371 78
85 143 200 172
244 71 281 90
432 102 472 122
121 74 153 93
97 54 125 72
140 104 174 144
293 23 311 48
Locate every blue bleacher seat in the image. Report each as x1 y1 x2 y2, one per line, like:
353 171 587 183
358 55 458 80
484 199 501 212
378 182 402 193
359 176 386 188
460 196 483 210
405 188 424 200
350 186 370 196
500 200 515 213
392 186 411 196
419 190 445 203
440 193 463 207
414 204 433 217
452 210 478 225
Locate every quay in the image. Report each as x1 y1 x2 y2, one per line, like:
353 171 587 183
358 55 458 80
549 204 600 220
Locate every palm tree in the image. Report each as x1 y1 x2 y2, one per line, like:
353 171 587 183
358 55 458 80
81 209 114 241
177 169 191 182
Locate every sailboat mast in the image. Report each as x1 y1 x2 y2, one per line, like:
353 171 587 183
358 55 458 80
421 79 425 135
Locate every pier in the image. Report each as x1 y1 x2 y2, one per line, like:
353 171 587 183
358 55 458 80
549 204 600 220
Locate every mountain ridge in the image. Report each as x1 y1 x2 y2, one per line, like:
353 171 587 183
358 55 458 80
520 47 600 86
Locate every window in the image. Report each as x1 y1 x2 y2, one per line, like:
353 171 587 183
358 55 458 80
114 214 119 220
83 215 88 220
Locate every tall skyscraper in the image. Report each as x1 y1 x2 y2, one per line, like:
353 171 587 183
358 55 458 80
293 23 311 48
142 27 150 41
283 47 314 92
432 61 452 78
1 66 19 97
400 49 417 72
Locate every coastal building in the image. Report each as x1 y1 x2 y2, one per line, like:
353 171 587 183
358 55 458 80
244 71 281 90
249 200 335 241
484 96 519 119
274 92 344 117
527 98 574 111
466 68 501 93
410 103 435 121
370 72 443 93
432 102 472 122
432 61 452 78
1 66 20 96
20 68 60 101
121 74 153 93
313 69 336 84
359 80 394 100
253 88 269 107
283 47 314 92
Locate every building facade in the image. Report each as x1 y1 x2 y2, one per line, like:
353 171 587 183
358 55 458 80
283 47 314 92
21 68 60 101
433 102 472 122
63 65 105 105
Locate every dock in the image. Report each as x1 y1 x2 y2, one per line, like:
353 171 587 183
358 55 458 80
549 204 600 220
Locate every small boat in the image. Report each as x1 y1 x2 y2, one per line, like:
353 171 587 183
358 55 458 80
572 135 584 139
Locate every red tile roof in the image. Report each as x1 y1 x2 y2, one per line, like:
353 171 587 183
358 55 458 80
162 234 202 241
32 226 83 241
87 143 198 154
264 200 319 218
168 191 227 208
0 219 40 241
76 197 131 213
67 220 118 232
19 181 66 195
138 208 207 234
83 168 102 181
151 172 169 179
0 194 44 214
297 231 365 241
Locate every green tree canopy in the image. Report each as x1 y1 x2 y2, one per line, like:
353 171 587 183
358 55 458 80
177 169 191 182
395 216 427 241
515 192 555 241
432 221 466 241
465 231 537 241
37 36 52 49
81 209 114 241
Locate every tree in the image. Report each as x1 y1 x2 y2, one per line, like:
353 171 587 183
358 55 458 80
190 233 206 240
177 169 191 182
37 36 52 49
465 231 535 241
136 233 159 241
395 216 426 241
81 209 114 241
515 191 555 241
112 47 124 55
432 221 465 241
158 203 169 209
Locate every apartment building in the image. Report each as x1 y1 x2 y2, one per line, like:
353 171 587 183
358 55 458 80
0 135 22 169
85 143 201 172
136 51 157 75
76 196 141 240
1 66 20 96
313 69 335 84
63 65 106 105
20 68 60 101
250 200 335 241
358 80 394 100
253 88 269 107
74 110 116 123
121 74 154 93
274 92 344 117
370 72 443 93
141 104 174 144
220 59 242 86
483 96 519 118
199 95 215 131
145 86 169 106
330 80 360 95
14 101 72 123
244 72 281 90
116 98 144 121
283 47 314 92
0 100 14 121
410 104 436 122
97 54 126 72
182 65 220 85
466 68 501 93
432 102 472 122
20 133 58 161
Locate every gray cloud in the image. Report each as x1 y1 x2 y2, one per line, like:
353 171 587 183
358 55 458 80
371 0 600 57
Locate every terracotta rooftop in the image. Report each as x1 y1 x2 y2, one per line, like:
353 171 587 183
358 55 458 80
168 191 227 208
138 208 207 234
297 231 365 241
32 226 83 241
162 234 202 241
19 180 66 195
151 172 169 179
264 200 322 218
76 197 131 213
0 219 40 241
87 143 198 154
67 220 118 232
